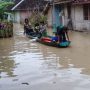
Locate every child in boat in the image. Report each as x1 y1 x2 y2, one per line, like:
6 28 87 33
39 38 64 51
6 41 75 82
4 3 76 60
34 23 40 35
39 22 47 38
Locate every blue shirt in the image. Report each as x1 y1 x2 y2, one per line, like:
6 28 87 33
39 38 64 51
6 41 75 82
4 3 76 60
52 36 58 41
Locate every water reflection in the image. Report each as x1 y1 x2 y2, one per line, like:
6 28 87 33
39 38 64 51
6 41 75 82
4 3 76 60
36 35 90 76
0 24 90 90
0 56 16 78
0 30 90 78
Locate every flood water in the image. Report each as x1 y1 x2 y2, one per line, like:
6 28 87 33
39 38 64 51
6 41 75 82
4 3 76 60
0 24 90 90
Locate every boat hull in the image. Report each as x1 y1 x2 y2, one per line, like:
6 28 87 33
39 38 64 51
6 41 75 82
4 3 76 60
37 39 71 48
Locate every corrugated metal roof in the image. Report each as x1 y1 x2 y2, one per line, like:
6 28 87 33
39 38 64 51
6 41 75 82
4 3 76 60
11 0 48 11
54 0 72 4
72 0 90 4
54 0 90 4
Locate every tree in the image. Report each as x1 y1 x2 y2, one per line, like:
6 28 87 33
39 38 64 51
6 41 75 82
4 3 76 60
0 0 14 2
0 1 14 20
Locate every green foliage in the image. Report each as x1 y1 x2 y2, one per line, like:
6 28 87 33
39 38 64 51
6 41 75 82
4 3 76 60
0 20 13 38
39 15 47 23
29 12 47 26
0 1 14 10
0 1 14 20
1 0 14 1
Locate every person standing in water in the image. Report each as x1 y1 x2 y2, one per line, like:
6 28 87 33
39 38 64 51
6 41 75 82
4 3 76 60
24 18 33 35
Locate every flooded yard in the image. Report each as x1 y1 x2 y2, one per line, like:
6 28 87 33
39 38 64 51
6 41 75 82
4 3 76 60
0 24 90 90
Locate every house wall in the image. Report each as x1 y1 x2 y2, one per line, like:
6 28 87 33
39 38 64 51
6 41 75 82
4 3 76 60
63 4 90 31
53 5 61 27
47 7 52 28
20 10 31 24
71 5 90 31
46 5 61 33
14 11 20 23
72 5 84 30
63 5 68 26
13 10 31 24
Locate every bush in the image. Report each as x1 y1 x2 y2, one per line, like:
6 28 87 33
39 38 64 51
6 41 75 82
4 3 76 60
0 21 13 38
29 12 47 26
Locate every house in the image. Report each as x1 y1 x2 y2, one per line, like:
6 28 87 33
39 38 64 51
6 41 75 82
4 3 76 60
45 0 90 31
44 0 71 32
43 2 53 28
11 0 48 23
71 0 90 31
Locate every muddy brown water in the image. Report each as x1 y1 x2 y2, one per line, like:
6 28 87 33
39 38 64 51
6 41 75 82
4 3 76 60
0 24 90 90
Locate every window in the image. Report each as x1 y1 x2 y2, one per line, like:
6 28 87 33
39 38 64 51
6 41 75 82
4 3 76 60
83 4 90 20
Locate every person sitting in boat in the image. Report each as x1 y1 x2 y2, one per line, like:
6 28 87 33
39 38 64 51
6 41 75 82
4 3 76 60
34 23 40 35
39 21 47 38
24 18 34 35
51 33 58 42
57 25 69 43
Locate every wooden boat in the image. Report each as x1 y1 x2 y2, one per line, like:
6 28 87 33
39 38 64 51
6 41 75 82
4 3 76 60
26 33 37 39
27 34 36 39
27 33 71 48
37 37 71 48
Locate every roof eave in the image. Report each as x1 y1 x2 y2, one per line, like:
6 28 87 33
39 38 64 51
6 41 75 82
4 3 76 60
54 0 72 5
11 0 24 11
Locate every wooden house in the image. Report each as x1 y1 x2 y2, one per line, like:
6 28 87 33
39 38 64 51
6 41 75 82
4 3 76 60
45 0 90 31
11 0 47 23
71 0 90 31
